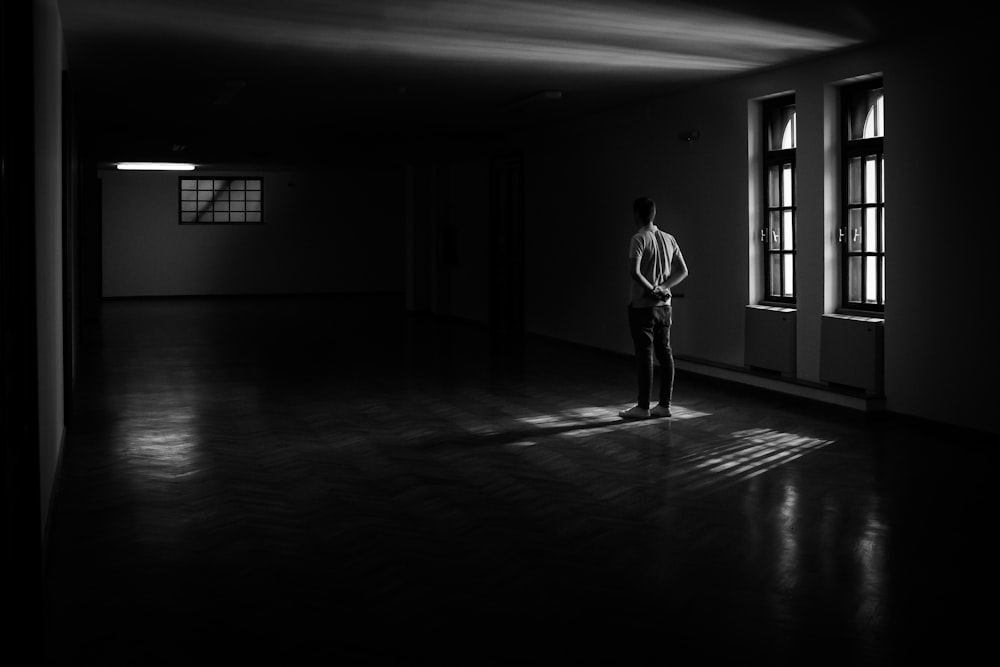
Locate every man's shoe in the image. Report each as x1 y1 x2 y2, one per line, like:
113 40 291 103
650 404 672 418
619 405 651 420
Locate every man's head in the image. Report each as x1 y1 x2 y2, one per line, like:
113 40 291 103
633 197 656 225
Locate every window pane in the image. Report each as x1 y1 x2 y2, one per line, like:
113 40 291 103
247 180 261 190
768 166 780 208
247 201 261 212
181 201 197 212
880 157 885 203
881 207 886 251
215 213 230 223
847 86 884 141
215 202 229 212
767 102 796 151
864 156 877 204
865 256 878 303
181 212 196 222
231 191 245 201
782 211 794 251
782 113 796 150
180 179 197 190
782 164 793 206
770 255 782 297
881 257 886 303
848 257 863 303
848 157 863 205
247 212 261 223
769 211 782 250
197 190 214 201
231 212 245 222
198 179 213 189
231 201 245 212
783 254 794 297
231 180 246 190
865 208 878 252
863 105 875 138
863 95 884 138
848 208 863 252
247 191 261 201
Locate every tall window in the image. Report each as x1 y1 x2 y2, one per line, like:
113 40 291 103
180 177 263 224
840 79 884 312
762 95 796 304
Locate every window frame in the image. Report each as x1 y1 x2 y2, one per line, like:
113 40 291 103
761 94 797 306
178 176 264 225
839 78 884 314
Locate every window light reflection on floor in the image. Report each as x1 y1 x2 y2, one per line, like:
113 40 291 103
504 403 711 447
515 403 710 431
401 401 832 491
669 428 834 493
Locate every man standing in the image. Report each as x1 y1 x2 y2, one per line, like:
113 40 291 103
620 197 689 420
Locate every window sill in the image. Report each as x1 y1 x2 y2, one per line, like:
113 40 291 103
748 303 796 313
830 309 884 323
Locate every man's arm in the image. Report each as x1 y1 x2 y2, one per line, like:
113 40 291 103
629 255 658 295
652 250 689 297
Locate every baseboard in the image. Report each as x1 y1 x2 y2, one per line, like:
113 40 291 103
674 355 886 412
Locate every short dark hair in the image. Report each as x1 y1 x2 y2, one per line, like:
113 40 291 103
633 197 656 223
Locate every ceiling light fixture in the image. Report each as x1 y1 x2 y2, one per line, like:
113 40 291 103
115 162 196 171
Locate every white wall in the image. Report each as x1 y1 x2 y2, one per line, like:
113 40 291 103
35 0 65 535
102 166 406 297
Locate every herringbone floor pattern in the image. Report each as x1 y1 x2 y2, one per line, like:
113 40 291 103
41 295 994 666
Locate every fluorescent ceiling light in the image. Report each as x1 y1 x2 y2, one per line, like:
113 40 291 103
116 162 195 171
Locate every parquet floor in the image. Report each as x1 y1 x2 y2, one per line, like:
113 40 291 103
41 295 995 666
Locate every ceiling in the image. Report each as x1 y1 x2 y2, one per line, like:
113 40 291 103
57 0 895 166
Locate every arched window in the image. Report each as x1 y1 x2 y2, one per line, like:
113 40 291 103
761 95 796 304
862 95 884 139
781 113 796 149
841 79 884 312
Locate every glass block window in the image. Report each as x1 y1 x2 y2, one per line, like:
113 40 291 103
180 178 263 224
762 95 796 304
840 79 884 312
